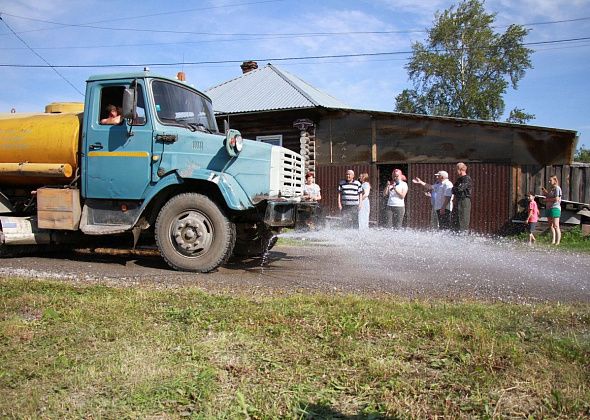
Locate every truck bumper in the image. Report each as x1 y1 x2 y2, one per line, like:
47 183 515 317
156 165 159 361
264 200 316 227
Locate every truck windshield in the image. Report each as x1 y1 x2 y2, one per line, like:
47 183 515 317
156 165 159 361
152 80 218 132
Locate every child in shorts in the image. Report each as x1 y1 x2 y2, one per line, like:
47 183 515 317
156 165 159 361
525 192 539 244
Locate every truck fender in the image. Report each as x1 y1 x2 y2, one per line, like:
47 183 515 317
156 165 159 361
138 169 254 222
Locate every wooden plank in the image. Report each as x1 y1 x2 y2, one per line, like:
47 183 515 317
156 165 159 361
571 166 582 203
562 165 570 201
371 119 377 163
584 167 590 204
533 165 543 196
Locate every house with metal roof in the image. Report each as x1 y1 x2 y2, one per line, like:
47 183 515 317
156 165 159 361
205 61 584 234
206 62 350 114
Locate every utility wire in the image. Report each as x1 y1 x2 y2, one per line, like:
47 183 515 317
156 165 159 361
0 0 287 36
1 10 589 39
0 14 84 96
3 0 286 26
1 36 588 69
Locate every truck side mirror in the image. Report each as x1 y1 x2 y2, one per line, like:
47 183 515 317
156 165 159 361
122 88 136 120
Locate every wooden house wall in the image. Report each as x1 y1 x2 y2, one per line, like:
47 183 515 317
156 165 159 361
314 111 575 165
216 109 319 152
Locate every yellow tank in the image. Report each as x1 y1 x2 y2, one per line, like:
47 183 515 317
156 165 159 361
0 110 82 186
45 102 84 114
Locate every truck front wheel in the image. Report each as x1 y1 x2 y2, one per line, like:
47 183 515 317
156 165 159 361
155 193 235 272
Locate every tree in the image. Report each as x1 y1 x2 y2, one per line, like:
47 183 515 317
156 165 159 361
506 107 535 124
395 0 534 123
574 147 590 163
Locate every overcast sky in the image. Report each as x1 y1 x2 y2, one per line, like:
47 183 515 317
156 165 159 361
1 0 589 148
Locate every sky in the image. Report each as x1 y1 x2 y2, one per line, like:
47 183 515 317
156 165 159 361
1 0 589 148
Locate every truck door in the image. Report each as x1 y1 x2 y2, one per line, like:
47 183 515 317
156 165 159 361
83 82 153 200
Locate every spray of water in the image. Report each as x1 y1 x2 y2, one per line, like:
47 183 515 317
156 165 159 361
276 224 590 303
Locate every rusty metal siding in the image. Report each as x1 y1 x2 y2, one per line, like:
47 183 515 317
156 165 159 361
406 163 512 234
317 162 512 234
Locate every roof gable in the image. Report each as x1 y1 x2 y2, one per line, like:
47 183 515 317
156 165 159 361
205 64 349 114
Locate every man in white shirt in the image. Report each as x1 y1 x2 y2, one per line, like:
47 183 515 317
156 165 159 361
412 170 453 230
433 170 453 229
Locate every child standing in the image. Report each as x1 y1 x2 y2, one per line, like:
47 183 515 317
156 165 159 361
525 192 539 244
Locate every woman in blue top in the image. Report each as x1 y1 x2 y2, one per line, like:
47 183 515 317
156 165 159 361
542 175 562 245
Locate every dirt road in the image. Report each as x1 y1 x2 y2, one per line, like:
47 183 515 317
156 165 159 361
1 229 588 303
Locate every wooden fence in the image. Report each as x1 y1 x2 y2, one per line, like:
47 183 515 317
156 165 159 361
515 163 590 204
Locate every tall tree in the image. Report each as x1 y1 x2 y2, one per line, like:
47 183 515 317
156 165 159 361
395 0 534 123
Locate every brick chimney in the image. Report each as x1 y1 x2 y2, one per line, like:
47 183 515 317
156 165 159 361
240 61 258 74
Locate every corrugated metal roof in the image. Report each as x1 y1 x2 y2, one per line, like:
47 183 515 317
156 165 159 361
205 64 349 114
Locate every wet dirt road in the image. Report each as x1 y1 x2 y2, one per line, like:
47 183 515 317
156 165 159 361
1 229 589 303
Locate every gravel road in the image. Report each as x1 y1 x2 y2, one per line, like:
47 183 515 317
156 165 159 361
1 228 589 303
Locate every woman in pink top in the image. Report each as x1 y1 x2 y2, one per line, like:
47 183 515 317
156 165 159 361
525 192 539 244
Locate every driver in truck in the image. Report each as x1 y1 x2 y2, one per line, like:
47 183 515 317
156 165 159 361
100 104 122 125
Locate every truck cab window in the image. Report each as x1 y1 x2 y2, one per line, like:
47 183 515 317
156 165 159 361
152 80 218 132
100 85 147 126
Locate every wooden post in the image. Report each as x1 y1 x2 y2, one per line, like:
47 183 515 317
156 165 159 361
371 119 377 163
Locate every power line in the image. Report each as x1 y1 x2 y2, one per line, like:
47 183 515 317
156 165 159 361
0 0 288 36
0 13 83 96
1 10 589 39
1 36 588 69
2 22 588 51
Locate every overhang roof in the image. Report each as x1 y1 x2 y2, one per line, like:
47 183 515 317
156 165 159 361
205 64 349 114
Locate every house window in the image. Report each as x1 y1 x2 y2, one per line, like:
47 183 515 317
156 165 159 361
256 134 283 146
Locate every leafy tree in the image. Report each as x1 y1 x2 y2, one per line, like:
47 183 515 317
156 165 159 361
395 0 534 123
574 147 590 163
506 107 535 124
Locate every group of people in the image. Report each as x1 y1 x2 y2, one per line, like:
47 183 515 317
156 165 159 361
336 170 372 229
335 162 473 231
300 164 563 241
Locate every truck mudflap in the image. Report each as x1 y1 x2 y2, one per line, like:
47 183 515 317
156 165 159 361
264 200 316 227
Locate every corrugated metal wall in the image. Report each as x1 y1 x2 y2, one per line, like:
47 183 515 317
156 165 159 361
316 162 512 234
407 163 512 234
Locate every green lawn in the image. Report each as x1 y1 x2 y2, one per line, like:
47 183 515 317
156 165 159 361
1 278 589 418
518 225 590 253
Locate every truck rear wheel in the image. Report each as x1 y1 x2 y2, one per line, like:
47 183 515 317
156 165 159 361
155 193 235 272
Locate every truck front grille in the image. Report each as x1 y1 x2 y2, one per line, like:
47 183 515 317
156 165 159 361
270 147 304 198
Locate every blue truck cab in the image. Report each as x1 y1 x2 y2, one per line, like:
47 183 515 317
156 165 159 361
77 70 306 271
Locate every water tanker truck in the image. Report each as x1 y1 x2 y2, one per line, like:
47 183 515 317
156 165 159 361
0 70 307 272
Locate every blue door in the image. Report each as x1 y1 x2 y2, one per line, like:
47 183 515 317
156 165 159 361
84 82 153 200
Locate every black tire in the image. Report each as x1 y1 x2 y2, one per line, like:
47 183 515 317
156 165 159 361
155 193 235 272
233 223 278 257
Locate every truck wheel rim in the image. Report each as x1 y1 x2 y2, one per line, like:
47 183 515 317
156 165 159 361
170 211 214 256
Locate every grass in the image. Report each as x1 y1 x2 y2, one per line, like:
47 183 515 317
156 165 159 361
1 278 589 418
517 225 590 252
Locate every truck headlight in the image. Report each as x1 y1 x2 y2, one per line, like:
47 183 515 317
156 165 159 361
225 129 243 157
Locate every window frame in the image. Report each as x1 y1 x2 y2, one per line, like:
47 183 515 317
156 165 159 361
256 134 283 146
